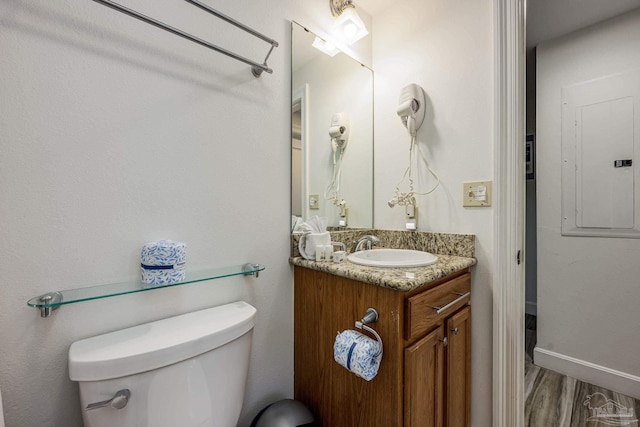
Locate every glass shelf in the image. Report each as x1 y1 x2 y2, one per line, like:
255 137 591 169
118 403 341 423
27 263 265 317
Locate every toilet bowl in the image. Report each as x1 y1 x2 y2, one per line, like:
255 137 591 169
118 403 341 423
69 301 256 427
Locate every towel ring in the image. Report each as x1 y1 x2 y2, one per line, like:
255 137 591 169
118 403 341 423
356 322 382 344
355 307 383 356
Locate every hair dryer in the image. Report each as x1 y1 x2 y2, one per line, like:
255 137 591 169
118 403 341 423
396 84 425 137
325 113 351 208
389 83 440 215
328 113 350 164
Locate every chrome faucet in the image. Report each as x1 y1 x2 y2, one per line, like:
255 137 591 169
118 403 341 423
351 235 380 252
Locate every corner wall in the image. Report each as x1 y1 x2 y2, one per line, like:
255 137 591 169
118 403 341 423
536 9 640 396
372 0 494 424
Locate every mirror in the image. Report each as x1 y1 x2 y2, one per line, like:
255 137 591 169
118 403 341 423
291 21 374 230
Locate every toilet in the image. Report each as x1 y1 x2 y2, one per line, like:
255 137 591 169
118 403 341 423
69 301 256 427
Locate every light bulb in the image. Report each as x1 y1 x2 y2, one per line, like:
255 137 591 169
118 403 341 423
343 23 357 38
311 37 340 57
333 8 368 45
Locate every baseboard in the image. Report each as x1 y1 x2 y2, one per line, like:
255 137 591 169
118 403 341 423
524 301 537 316
534 347 640 399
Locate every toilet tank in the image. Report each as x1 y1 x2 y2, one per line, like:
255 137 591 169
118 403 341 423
69 301 257 427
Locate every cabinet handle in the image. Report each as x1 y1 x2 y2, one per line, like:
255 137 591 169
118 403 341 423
451 327 459 335
440 337 448 347
432 292 471 315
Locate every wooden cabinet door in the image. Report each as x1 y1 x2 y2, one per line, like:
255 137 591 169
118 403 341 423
404 326 445 427
445 306 471 427
294 267 405 427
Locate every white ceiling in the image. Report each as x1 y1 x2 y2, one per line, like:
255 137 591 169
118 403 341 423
317 0 640 54
527 0 640 47
358 0 640 48
357 0 394 16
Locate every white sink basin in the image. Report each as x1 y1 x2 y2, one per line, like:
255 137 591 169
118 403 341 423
347 249 438 268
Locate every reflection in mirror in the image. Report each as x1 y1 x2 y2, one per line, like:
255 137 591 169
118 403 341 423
291 21 373 231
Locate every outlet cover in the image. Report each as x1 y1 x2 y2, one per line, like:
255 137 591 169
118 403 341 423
463 181 492 207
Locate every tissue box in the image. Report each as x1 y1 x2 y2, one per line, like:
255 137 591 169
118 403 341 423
141 240 186 285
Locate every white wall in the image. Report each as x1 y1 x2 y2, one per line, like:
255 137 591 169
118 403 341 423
536 9 640 391
372 0 494 425
0 0 498 425
0 0 366 426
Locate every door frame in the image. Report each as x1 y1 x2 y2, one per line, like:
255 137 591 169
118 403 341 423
292 84 310 221
493 0 526 426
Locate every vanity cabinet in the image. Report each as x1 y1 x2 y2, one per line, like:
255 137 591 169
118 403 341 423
294 266 471 427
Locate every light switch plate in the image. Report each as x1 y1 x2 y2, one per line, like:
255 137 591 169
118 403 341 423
309 194 320 210
463 181 492 207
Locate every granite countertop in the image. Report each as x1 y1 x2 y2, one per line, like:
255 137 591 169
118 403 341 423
290 229 477 292
290 254 476 292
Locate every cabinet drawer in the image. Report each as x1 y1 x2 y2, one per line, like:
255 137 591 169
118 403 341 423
405 273 470 341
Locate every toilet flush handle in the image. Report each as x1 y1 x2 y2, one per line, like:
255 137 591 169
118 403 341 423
85 389 131 411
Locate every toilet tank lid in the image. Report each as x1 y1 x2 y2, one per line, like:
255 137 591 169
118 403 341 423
69 301 256 382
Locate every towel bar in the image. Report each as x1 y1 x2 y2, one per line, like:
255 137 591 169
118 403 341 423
90 0 278 76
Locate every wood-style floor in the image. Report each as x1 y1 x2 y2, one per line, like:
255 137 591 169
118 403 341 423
525 314 640 427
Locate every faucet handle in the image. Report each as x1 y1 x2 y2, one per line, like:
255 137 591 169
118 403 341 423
352 235 380 252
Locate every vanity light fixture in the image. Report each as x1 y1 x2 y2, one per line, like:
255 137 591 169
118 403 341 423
330 0 368 45
312 36 340 57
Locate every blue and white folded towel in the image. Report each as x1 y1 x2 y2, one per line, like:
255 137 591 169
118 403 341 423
334 329 383 381
141 269 186 287
140 240 187 286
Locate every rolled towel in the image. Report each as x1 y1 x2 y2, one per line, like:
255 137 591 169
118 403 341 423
333 330 383 381
141 240 186 285
141 240 186 268
298 231 331 260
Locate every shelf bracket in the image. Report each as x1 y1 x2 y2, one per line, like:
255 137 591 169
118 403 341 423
36 292 63 318
243 263 263 278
